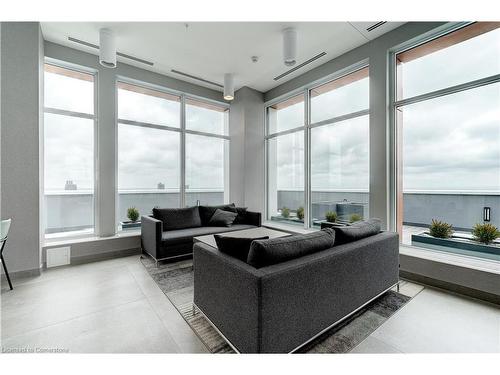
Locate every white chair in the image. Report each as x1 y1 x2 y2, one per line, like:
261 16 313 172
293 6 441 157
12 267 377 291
1 218 13 290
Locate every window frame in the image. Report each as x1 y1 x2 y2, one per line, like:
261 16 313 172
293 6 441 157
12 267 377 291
43 58 99 238
265 60 369 229
388 21 500 236
115 77 230 228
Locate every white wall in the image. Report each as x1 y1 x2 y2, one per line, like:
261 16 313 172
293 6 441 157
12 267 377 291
1 22 44 274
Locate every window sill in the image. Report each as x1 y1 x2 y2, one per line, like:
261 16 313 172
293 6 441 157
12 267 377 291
400 244 500 275
43 230 140 248
262 220 317 234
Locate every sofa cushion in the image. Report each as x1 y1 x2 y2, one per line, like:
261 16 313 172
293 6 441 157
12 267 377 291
214 235 270 262
153 206 202 231
333 218 381 245
208 209 238 227
233 207 248 224
161 224 256 246
199 204 237 225
247 228 335 269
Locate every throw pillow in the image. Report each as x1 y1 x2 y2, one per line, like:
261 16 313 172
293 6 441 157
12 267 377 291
214 235 270 262
233 207 248 224
208 208 238 227
247 228 335 268
333 218 381 245
152 206 201 230
199 204 237 225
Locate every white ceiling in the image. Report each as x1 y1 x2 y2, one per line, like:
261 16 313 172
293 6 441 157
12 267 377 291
41 22 405 93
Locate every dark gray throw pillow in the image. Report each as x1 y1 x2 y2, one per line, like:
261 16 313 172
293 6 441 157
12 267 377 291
214 235 269 262
333 218 381 245
233 207 248 224
199 204 237 225
247 228 335 268
152 206 202 231
208 208 238 227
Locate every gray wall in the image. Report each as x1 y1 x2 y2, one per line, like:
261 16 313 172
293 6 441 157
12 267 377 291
229 86 266 212
264 22 447 229
1 22 44 273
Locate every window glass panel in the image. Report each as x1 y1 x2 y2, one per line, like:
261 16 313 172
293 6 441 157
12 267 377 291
398 83 500 253
118 124 180 223
267 131 304 225
44 113 94 235
267 94 304 134
185 134 227 206
310 116 369 226
44 64 94 114
186 98 228 135
397 23 500 99
310 67 369 123
118 82 180 127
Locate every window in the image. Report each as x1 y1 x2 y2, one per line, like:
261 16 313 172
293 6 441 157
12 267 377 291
43 64 96 237
185 134 228 206
117 83 181 225
266 66 370 228
186 98 229 135
394 23 500 261
117 82 230 228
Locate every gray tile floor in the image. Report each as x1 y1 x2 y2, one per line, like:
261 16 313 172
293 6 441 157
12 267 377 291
1 255 499 353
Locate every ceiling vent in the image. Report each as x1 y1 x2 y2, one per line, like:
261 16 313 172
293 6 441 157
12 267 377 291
273 52 327 81
68 36 154 66
366 22 387 32
171 69 223 88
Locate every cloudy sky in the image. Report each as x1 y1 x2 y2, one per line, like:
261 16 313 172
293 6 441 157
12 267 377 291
44 27 499 196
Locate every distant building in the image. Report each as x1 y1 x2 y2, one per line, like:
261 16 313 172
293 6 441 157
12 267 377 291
65 180 77 190
157 182 165 190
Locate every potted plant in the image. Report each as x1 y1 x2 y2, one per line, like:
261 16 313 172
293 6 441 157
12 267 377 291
411 220 499 259
349 213 363 223
472 223 500 245
281 207 290 219
296 206 304 221
122 207 141 230
429 219 453 239
325 211 337 223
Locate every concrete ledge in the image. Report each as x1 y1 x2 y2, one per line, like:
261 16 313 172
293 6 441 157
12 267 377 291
400 250 500 305
59 247 141 267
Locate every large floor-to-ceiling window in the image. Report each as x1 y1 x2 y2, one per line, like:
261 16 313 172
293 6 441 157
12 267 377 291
393 22 500 260
117 81 229 229
43 63 96 237
266 65 370 228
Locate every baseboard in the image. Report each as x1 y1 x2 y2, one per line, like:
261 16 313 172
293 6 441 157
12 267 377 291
1 267 41 282
400 270 500 306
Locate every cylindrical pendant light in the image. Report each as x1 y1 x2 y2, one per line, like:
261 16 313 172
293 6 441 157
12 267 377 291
223 73 234 101
283 27 297 67
99 28 117 68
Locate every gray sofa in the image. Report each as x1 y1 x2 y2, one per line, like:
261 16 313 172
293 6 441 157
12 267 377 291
141 204 261 264
193 226 399 353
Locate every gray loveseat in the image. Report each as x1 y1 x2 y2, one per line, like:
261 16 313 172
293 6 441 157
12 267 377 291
141 204 261 265
193 221 399 353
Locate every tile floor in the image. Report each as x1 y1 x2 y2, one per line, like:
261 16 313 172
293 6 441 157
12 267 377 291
1 255 499 353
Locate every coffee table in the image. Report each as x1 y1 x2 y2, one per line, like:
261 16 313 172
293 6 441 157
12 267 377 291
193 227 289 249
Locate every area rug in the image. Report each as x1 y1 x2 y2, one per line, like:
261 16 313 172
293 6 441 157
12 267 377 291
140 255 419 353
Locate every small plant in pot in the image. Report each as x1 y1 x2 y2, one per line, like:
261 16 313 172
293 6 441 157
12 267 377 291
325 211 338 223
429 219 453 239
281 207 290 218
127 207 140 222
296 206 304 221
349 213 363 223
472 223 500 244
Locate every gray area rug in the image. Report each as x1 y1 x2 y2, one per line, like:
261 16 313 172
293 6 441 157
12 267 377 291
140 255 414 354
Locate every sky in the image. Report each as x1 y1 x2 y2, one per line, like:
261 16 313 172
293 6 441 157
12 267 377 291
44 27 499 195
